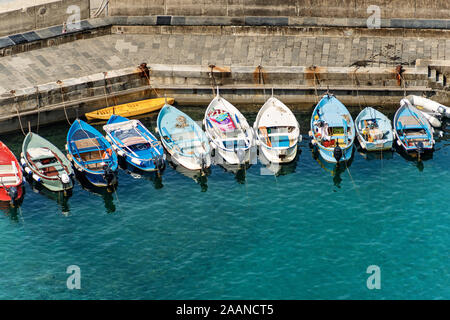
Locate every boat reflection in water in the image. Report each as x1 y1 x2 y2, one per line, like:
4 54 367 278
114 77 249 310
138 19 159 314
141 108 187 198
166 154 210 192
258 147 300 177
312 147 354 189
357 148 394 161
75 171 117 213
217 162 252 184
29 182 72 215
118 158 164 190
0 197 25 222
212 146 255 184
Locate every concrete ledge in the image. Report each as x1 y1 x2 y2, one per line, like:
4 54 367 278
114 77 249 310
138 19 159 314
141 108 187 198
0 63 439 133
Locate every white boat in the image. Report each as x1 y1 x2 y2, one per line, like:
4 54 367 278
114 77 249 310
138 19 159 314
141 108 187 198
254 96 301 163
405 95 450 118
203 91 254 165
418 110 442 128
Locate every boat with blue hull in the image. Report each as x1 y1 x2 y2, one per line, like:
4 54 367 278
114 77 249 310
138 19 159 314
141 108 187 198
103 115 165 172
157 104 211 171
66 119 118 187
393 99 435 156
355 107 393 152
309 94 355 163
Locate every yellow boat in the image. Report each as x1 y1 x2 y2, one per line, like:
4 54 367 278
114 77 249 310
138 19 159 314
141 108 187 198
85 97 174 121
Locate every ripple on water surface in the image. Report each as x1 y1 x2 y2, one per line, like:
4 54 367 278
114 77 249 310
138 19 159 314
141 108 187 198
0 112 448 299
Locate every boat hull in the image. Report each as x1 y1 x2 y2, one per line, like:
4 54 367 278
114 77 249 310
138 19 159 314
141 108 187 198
104 116 166 173
72 161 117 187
23 171 73 192
157 104 211 172
357 135 393 151
0 185 23 202
310 94 356 164
259 143 299 164
254 96 301 164
0 141 24 204
67 119 119 188
204 95 254 166
314 143 354 163
85 98 175 121
394 100 435 154
214 145 251 166
163 143 211 171
21 132 74 193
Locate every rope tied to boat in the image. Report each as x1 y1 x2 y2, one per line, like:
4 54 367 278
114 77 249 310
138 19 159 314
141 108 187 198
56 80 72 126
10 90 26 136
311 66 319 105
103 72 118 107
35 86 40 133
351 67 368 110
139 63 160 98
395 65 406 98
209 64 217 96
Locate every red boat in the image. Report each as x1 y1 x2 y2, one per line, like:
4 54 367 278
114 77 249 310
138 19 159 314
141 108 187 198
0 141 23 204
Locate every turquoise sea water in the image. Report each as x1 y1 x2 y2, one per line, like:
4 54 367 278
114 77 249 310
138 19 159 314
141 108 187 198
0 106 448 300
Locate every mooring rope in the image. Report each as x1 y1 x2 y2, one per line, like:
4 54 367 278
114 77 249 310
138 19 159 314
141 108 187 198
56 80 72 126
35 86 40 133
102 72 110 109
15 107 26 136
141 66 160 98
103 73 118 107
312 67 320 104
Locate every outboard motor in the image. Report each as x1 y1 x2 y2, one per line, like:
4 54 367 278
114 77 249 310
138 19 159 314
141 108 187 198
333 141 343 163
103 165 116 187
60 173 71 196
200 153 208 175
155 155 165 171
416 141 424 161
6 186 18 206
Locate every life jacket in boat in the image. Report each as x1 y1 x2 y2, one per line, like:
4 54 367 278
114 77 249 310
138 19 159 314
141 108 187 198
103 148 112 160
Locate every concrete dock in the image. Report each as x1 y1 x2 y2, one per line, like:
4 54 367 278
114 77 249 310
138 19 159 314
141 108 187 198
0 0 449 133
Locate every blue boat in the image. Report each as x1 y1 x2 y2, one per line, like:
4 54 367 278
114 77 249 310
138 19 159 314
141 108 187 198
355 107 393 151
393 99 435 155
103 115 165 172
309 94 355 163
66 119 118 187
157 104 211 171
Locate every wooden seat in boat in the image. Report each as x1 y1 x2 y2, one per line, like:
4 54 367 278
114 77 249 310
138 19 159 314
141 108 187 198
74 138 100 150
121 136 148 146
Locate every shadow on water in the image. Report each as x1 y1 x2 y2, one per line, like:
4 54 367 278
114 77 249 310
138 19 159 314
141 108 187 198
75 171 117 213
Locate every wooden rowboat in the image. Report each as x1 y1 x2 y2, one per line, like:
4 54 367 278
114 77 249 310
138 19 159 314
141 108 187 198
0 141 24 205
104 115 165 172
204 90 254 165
309 94 355 163
21 132 74 193
355 107 393 152
157 104 211 171
254 95 300 164
66 119 118 188
85 97 174 121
